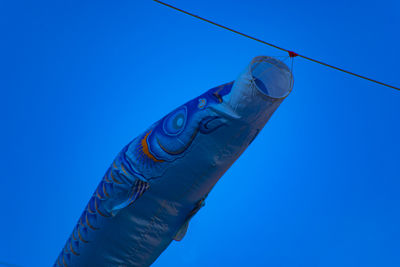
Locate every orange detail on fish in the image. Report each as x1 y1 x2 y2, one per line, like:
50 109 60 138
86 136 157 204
141 130 164 162
71 231 77 241
87 203 96 214
95 197 110 217
62 254 68 266
77 227 88 243
85 212 99 230
96 188 104 200
69 240 80 256
79 217 85 228
102 182 110 197
120 164 129 176
110 169 123 184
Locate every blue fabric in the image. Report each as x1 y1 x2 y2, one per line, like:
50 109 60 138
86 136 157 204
55 56 293 267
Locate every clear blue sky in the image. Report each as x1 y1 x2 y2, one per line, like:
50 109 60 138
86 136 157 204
1 1 399 266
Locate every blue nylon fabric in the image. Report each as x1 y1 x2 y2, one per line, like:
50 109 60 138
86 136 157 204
54 56 292 267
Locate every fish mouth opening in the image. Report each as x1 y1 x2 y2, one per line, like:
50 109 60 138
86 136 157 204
250 56 293 99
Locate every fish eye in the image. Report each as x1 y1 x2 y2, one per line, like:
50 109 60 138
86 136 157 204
163 107 187 135
172 114 184 128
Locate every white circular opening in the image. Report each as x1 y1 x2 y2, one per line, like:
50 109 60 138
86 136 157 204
250 57 293 99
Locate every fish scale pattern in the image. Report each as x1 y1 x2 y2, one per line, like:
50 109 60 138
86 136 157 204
54 150 149 267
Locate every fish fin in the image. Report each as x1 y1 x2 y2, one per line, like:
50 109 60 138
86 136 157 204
173 221 189 241
173 198 206 241
109 179 149 216
209 102 241 120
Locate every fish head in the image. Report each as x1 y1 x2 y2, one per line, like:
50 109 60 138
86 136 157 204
142 84 231 163
126 56 293 179
211 56 293 124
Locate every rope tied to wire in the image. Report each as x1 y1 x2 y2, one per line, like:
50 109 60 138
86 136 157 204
288 51 299 58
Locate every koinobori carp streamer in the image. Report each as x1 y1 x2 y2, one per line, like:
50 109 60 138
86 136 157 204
55 56 293 267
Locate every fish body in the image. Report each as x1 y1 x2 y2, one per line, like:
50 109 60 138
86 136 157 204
55 56 293 266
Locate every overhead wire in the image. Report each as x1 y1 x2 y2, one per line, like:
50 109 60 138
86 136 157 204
153 0 400 91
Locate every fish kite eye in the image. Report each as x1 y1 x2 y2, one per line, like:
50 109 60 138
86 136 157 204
162 106 187 135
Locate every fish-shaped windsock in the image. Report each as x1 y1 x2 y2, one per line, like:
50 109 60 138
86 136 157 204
55 56 293 267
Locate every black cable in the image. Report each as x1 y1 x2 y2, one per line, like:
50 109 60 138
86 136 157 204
154 0 400 91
